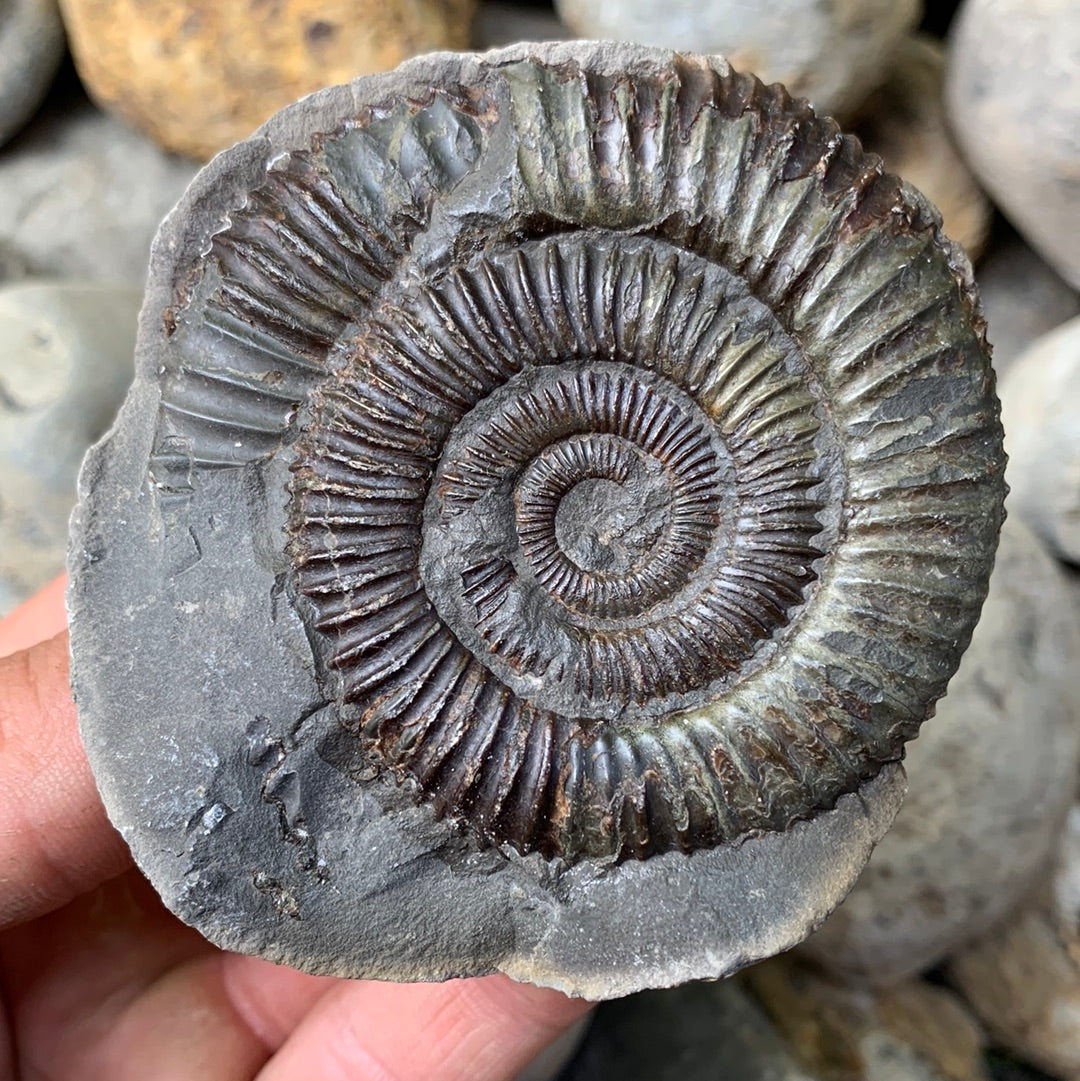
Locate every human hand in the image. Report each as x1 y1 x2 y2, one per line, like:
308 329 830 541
0 578 592 1080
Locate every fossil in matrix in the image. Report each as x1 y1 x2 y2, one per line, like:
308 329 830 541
69 43 1006 999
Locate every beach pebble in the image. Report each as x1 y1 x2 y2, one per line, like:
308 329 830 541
949 807 1080 1081
800 515 1080 985
946 0 1080 288
0 243 28 284
745 956 991 1081
0 0 65 147
978 228 1080 378
0 93 198 283
559 979 814 1081
999 316 1080 563
58 0 478 159
854 35 990 260
553 0 921 119
0 282 141 614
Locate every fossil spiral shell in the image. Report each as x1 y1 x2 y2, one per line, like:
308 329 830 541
143 47 1005 867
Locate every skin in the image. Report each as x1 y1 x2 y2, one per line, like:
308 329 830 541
0 577 592 1081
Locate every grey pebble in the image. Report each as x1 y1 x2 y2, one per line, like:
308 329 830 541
949 806 1080 1081
552 0 920 119
979 228 1080 379
559 979 816 1081
946 0 1080 289
0 0 65 148
0 93 199 284
999 315 1080 563
0 281 141 614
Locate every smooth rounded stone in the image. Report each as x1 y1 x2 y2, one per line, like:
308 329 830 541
946 0 1080 289
0 0 65 148
999 316 1080 563
949 806 1080 1081
854 35 990 260
799 514 1080 986
744 955 991 1081
473 2 568 48
552 0 921 119
978 228 1080 378
0 282 141 615
69 42 1005 998
58 0 478 160
559 979 815 1081
0 95 198 282
0 242 28 284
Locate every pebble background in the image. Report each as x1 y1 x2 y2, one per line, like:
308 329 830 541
0 2 1077 1079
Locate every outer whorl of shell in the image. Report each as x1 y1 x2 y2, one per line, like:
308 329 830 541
151 52 1005 864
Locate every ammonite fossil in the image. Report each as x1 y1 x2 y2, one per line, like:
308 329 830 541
70 42 1006 998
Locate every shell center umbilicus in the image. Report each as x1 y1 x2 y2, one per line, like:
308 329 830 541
553 471 665 575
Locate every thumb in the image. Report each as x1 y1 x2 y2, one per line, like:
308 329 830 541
0 630 131 928
0 574 68 659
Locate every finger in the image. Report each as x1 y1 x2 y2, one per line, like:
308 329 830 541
219 953 339 1052
0 574 68 658
0 633 131 928
2 870 338 1081
256 972 593 1081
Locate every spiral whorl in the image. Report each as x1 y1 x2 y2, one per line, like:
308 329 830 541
145 52 1005 863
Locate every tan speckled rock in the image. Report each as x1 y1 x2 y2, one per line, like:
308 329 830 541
57 0 478 159
799 515 1080 986
553 0 921 119
1000 316 1080 562
949 807 1080 1081
947 0 1080 289
855 35 990 261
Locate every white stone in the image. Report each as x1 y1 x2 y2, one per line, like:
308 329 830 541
946 0 1080 289
553 0 920 118
999 315 1080 562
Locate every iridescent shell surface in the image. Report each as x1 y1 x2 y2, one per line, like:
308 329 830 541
70 43 1005 996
